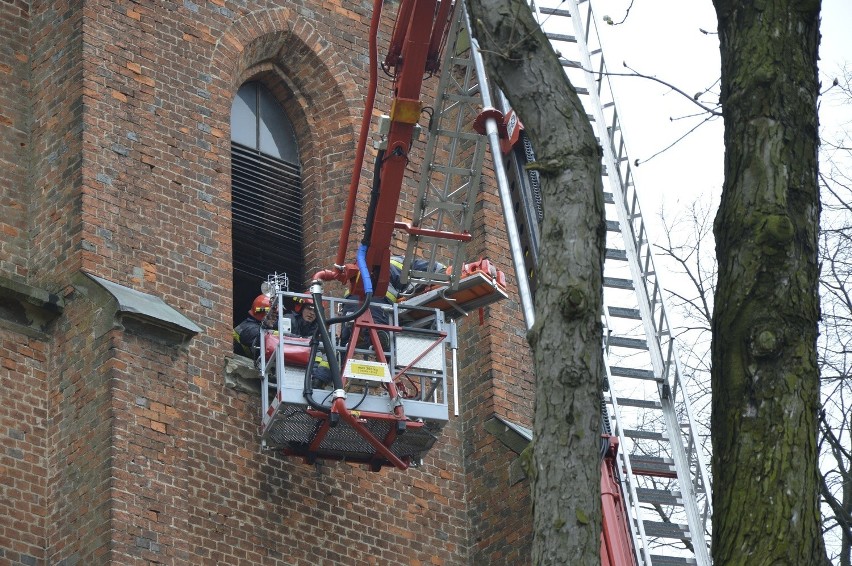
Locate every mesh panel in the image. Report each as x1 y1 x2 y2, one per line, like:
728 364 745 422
266 404 438 465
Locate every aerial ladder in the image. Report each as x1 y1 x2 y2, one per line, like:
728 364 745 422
491 1 713 564
255 1 711 564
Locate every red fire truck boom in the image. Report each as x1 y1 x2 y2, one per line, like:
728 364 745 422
264 2 639 563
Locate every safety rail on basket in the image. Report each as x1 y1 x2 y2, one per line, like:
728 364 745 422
256 287 456 470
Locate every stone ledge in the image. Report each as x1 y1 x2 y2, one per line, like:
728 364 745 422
0 275 64 338
224 355 261 395
485 415 533 486
73 271 201 346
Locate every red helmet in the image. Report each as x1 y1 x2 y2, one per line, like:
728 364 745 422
249 294 271 321
294 294 315 312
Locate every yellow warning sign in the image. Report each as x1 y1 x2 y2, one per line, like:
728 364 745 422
350 362 385 377
343 359 391 384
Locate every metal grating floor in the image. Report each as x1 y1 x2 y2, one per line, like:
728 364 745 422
264 405 439 466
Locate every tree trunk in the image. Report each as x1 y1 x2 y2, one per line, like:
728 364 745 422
844 466 852 566
711 0 828 564
466 1 606 564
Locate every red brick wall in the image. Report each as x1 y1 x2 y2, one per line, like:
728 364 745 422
0 3 37 560
2 2 83 565
28 0 85 285
1 1 539 564
46 291 121 563
0 0 31 280
458 154 536 564
0 326 49 565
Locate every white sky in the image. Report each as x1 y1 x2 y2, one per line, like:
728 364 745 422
591 0 851 237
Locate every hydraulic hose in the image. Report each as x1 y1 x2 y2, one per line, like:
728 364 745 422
336 0 384 267
326 292 374 326
312 290 344 391
356 243 373 294
361 150 384 247
302 334 332 413
326 244 375 326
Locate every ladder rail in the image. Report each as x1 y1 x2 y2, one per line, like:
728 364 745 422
463 5 537 329
557 1 713 563
403 2 485 289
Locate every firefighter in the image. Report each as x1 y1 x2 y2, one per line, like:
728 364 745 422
342 255 446 350
285 295 333 388
284 296 319 336
233 294 271 358
387 255 447 304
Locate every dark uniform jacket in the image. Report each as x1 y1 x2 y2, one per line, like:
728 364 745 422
233 316 262 357
283 312 318 338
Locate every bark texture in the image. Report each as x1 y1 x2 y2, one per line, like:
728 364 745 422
711 0 828 563
466 1 606 564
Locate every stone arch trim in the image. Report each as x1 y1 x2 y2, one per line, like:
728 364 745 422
209 8 361 105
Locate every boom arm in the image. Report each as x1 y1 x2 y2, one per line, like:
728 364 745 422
327 0 454 298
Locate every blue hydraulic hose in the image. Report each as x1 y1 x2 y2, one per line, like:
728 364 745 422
357 243 373 294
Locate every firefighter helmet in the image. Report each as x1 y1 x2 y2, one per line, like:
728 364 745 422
249 294 271 321
294 295 315 312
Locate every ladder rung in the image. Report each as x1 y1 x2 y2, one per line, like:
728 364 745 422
442 92 480 104
539 7 572 17
434 129 481 141
605 220 620 231
624 429 667 441
649 555 697 566
613 397 661 410
607 336 647 350
417 204 467 216
608 306 641 320
603 191 614 204
609 366 657 380
605 248 627 261
629 455 677 478
429 163 478 176
558 58 583 71
636 487 683 506
603 277 633 290
404 233 463 245
563 60 585 74
641 520 691 540
447 53 473 65
546 32 576 43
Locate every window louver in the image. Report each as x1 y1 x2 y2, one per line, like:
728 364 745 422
231 141 304 287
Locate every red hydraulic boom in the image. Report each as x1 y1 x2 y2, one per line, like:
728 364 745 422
295 0 461 473
266 1 641 562
328 0 456 299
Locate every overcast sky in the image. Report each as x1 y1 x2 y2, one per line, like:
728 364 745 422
590 0 850 234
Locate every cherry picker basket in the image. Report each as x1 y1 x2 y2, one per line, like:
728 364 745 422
258 287 455 471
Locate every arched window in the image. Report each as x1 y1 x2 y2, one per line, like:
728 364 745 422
231 81 304 325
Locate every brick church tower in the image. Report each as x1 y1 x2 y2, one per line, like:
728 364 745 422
0 1 535 564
